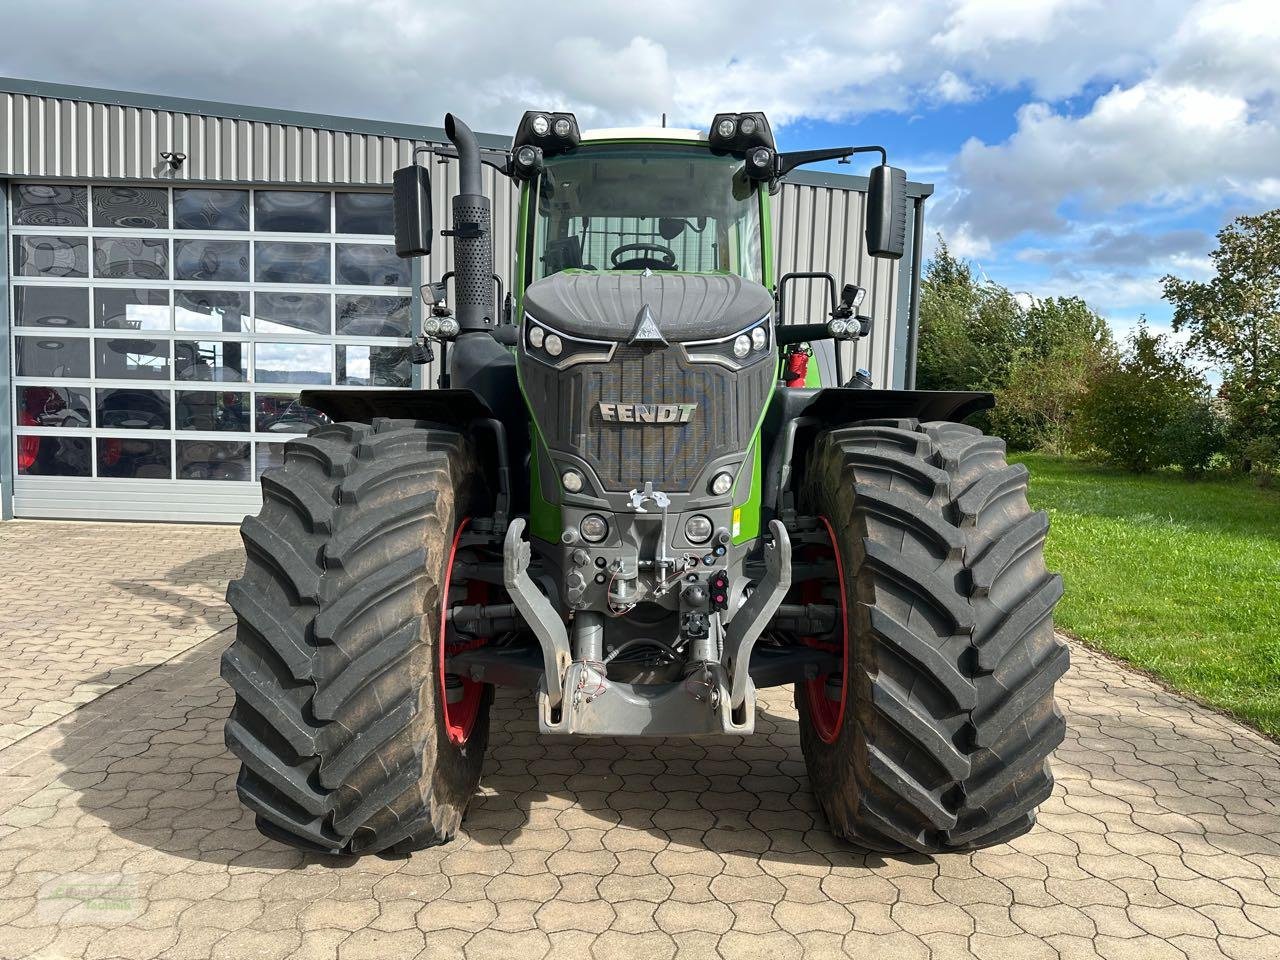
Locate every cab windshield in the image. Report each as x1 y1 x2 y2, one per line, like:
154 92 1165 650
530 143 762 283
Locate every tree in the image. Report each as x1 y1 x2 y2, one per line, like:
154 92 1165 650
916 238 1023 393
991 297 1116 453
1162 211 1280 467
1074 322 1221 473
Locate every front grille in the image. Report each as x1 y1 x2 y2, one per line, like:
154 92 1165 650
521 345 773 491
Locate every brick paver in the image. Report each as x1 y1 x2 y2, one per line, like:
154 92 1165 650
0 521 242 751
0 520 1277 959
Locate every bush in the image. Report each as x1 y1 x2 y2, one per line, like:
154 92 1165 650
1244 437 1280 487
1073 323 1217 472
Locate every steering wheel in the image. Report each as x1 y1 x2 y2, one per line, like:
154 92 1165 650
610 242 678 271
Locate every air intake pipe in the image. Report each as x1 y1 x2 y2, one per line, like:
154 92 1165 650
444 113 495 333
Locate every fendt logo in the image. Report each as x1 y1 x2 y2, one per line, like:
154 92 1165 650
598 402 697 424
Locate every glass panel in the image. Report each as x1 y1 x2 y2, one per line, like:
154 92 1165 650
174 189 249 230
254 241 330 284
255 394 330 434
256 441 288 478
18 436 91 477
97 437 171 479
93 237 169 280
254 343 331 384
335 243 409 287
12 184 88 227
14 286 90 329
14 336 90 377
174 340 249 382
336 345 412 387
335 294 412 337
95 338 171 380
16 385 91 428
177 440 251 481
94 288 170 330
175 290 251 332
92 187 168 229
254 292 329 334
254 191 329 232
96 388 170 429
336 193 394 235
174 239 250 282
14 236 89 278
176 391 251 431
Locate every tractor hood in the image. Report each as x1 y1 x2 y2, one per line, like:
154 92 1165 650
522 272 774 342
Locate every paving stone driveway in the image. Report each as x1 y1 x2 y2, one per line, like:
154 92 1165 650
0 519 1277 960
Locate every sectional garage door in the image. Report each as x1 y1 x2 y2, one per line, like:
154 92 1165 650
7 182 415 521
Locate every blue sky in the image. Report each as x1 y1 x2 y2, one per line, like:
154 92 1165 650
4 0 1276 350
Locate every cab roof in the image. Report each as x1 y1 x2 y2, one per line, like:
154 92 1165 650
580 126 708 144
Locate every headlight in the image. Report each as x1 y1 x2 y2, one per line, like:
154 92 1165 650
710 472 733 496
544 333 563 357
438 317 459 338
580 514 609 543
751 327 767 351
684 315 774 369
531 115 550 136
423 316 441 336
561 469 583 493
732 335 751 358
522 314 614 367
828 318 848 337
528 325 544 349
685 515 714 544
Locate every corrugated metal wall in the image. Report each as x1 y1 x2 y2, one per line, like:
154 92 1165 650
1 87 923 390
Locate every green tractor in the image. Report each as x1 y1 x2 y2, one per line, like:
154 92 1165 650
222 110 1067 857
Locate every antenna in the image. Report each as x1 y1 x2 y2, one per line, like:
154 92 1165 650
661 113 667 128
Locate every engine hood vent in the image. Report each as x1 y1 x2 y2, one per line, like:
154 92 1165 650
523 272 774 342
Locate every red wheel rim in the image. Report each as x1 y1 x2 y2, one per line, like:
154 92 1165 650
803 516 849 743
439 518 486 745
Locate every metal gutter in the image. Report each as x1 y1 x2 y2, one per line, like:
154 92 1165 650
904 196 927 390
0 180 12 520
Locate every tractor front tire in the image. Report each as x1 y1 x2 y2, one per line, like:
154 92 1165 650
221 418 491 856
798 418 1067 853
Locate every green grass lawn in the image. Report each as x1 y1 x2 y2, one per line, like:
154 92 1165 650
1014 454 1280 738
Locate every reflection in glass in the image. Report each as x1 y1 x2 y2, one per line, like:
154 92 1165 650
17 386 91 428
174 189 250 230
95 338 171 380
97 437 171 479
13 185 88 227
177 440 251 481
96 388 170 429
254 343 331 384
335 294 411 337
255 191 329 232
254 241 330 284
14 336 90 377
94 288 169 330
337 345 412 387
256 442 288 479
17 435 91 477
176 391 250 431
336 244 409 286
255 395 330 434
174 340 248 382
14 287 90 328
254 292 330 334
175 290 251 332
174 239 250 282
92 186 169 228
336 193 394 235
93 237 169 280
14 236 89 277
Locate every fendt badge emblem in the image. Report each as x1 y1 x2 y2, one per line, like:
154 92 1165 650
598 402 696 424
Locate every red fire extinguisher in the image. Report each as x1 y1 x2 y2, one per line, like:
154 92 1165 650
784 345 810 387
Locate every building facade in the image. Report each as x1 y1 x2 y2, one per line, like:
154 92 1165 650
0 77 930 523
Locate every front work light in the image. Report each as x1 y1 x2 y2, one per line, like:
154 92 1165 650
553 117 572 137
717 118 737 138
710 472 733 496
580 514 609 543
531 115 550 136
685 515 714 544
562 469 584 493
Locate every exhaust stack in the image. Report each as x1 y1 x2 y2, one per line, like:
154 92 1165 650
444 113 495 332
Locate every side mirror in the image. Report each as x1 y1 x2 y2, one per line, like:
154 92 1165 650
865 164 907 259
393 164 433 259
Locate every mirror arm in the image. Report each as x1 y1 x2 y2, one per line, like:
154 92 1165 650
775 144 887 179
429 144 515 178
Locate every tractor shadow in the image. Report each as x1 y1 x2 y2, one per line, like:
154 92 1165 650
108 546 245 634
